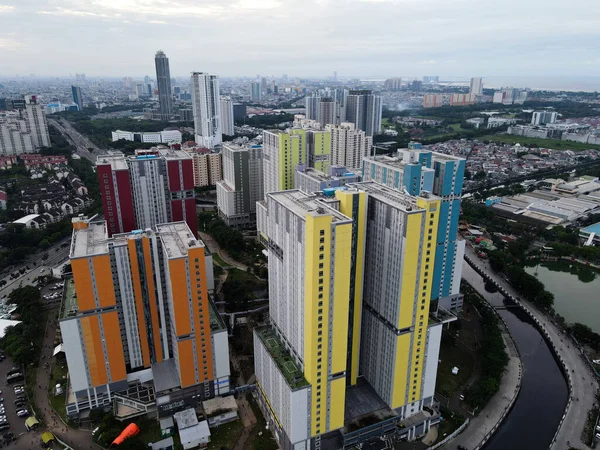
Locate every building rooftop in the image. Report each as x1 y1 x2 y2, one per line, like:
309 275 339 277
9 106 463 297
96 152 128 171
13 214 40 224
156 222 204 259
255 326 309 390
346 181 436 213
156 148 192 161
60 278 78 319
71 222 109 258
267 190 352 224
173 408 199 429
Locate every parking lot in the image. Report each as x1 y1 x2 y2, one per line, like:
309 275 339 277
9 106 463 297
0 356 29 447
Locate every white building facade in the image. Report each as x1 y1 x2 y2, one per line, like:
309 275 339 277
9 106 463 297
191 73 222 149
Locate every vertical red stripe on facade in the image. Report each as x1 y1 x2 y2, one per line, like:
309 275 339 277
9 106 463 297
115 170 135 233
184 198 198 237
97 164 119 236
170 199 183 222
181 159 195 190
167 160 182 192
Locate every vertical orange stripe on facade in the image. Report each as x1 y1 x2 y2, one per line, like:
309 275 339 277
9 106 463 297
81 315 108 386
71 258 96 312
169 259 191 336
189 249 213 383
92 255 117 307
127 239 151 368
102 311 127 382
177 339 195 388
142 238 163 363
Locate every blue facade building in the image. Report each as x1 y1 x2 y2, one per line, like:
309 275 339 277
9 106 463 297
71 85 83 111
361 145 466 311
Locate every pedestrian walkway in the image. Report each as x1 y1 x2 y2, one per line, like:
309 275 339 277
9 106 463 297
447 332 522 450
199 231 248 271
32 309 97 450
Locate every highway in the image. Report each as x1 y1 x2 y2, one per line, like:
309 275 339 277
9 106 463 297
0 238 71 301
464 245 597 450
47 118 100 162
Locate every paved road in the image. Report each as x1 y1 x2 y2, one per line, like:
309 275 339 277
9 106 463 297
199 231 248 271
464 245 598 450
48 118 97 162
30 308 94 450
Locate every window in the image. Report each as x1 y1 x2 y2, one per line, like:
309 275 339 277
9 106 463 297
320 230 325 236
319 263 324 269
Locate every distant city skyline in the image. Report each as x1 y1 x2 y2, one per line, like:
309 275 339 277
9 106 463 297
0 0 597 78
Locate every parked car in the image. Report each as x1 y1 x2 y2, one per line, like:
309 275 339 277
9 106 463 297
16 409 29 418
0 425 9 432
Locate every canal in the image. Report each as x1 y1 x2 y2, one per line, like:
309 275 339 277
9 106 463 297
525 260 600 333
462 263 569 450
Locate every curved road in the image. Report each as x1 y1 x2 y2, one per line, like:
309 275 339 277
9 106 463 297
464 245 598 450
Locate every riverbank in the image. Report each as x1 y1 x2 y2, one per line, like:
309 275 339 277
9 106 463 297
527 255 600 270
465 247 598 450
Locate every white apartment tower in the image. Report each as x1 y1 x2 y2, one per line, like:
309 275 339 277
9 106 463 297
220 96 235 137
469 77 483 96
191 72 222 149
327 122 372 170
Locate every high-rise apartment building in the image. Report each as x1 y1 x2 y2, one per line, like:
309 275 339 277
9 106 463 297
0 112 34 155
191 151 222 187
216 143 264 227
251 82 262 102
306 129 331 173
361 144 466 311
449 93 475 106
72 85 83 111
220 96 235 136
24 101 50 148
261 77 268 94
262 129 307 196
191 72 222 149
254 181 455 449
305 95 339 127
61 218 229 417
96 148 197 237
344 90 382 137
326 122 372 170
469 77 483 96
531 111 558 126
155 51 173 120
423 94 444 108
384 78 402 90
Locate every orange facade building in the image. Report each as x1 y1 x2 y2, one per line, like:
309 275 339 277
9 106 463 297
60 218 230 418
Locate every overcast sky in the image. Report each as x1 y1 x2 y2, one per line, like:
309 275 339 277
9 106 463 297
0 0 598 78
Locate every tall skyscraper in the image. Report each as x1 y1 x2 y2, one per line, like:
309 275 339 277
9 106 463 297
318 98 335 127
220 96 235 136
191 72 222 149
326 122 372 170
254 181 455 449
60 218 229 417
155 50 173 119
361 144 466 311
24 100 50 148
262 129 306 196
469 77 483 96
251 81 262 102
306 95 338 127
305 95 319 121
216 143 264 227
96 148 197 238
344 90 382 137
71 85 83 111
261 77 268 94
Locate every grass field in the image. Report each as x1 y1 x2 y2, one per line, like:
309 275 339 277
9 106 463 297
480 134 600 151
211 252 227 267
208 420 244 450
436 335 475 397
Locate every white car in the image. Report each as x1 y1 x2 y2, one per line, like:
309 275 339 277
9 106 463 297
16 409 28 417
